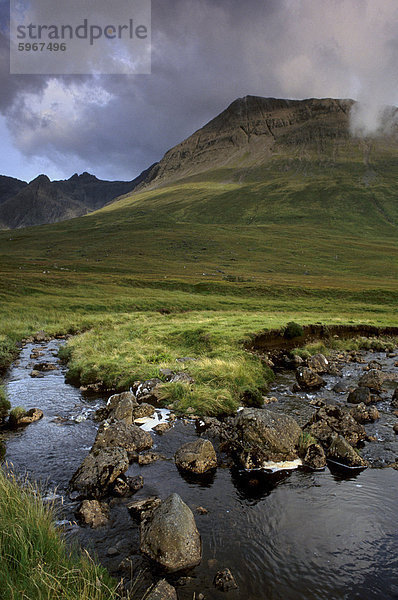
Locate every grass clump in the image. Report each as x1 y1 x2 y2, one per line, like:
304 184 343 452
0 386 11 421
298 432 318 457
283 322 304 340
0 467 116 600
8 406 26 427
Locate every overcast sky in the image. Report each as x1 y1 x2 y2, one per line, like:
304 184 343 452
1 0 398 182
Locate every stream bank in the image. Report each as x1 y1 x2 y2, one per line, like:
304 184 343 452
2 337 398 600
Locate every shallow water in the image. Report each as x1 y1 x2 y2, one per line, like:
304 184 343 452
3 341 398 600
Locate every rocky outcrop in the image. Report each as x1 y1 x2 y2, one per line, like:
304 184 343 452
233 408 302 469
295 367 326 391
327 436 367 468
175 439 217 474
70 447 129 498
140 493 202 572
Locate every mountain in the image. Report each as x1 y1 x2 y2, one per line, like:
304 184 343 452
0 96 397 296
0 175 28 205
139 96 356 189
0 170 152 229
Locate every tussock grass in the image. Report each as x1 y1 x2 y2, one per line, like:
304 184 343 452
0 467 117 600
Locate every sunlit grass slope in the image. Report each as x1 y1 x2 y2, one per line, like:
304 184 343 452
0 150 397 413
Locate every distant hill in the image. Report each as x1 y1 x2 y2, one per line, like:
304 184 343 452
0 169 155 229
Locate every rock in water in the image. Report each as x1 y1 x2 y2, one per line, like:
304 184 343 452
77 499 109 528
327 435 367 468
92 421 153 453
358 370 384 393
214 568 238 591
70 447 129 498
295 367 326 390
146 580 177 600
303 443 326 470
9 408 43 427
350 403 379 424
234 408 302 469
175 439 217 474
307 353 329 374
347 387 372 405
106 391 138 424
140 493 202 572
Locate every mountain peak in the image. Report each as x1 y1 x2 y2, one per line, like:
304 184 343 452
140 95 356 190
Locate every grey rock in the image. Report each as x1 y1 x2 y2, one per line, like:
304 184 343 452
327 435 368 468
70 447 129 498
347 387 372 405
358 370 384 393
146 579 177 600
295 367 325 390
234 408 302 469
77 499 109 528
140 493 202 572
92 421 153 453
175 438 217 474
106 391 138 424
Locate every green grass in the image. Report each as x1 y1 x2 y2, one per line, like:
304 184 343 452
0 139 397 414
0 467 117 600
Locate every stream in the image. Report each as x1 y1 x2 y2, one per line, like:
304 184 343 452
3 340 398 600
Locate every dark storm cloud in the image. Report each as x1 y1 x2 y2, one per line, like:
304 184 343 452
1 0 398 180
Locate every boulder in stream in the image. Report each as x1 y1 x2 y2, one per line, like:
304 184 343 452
77 499 109 528
32 362 57 372
327 435 368 468
307 353 329 374
233 408 302 469
70 447 129 498
350 403 379 424
92 421 153 454
9 407 43 427
175 439 217 474
140 493 202 572
347 387 372 405
358 370 384 393
146 579 177 600
295 367 326 391
106 391 138 424
213 568 238 592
